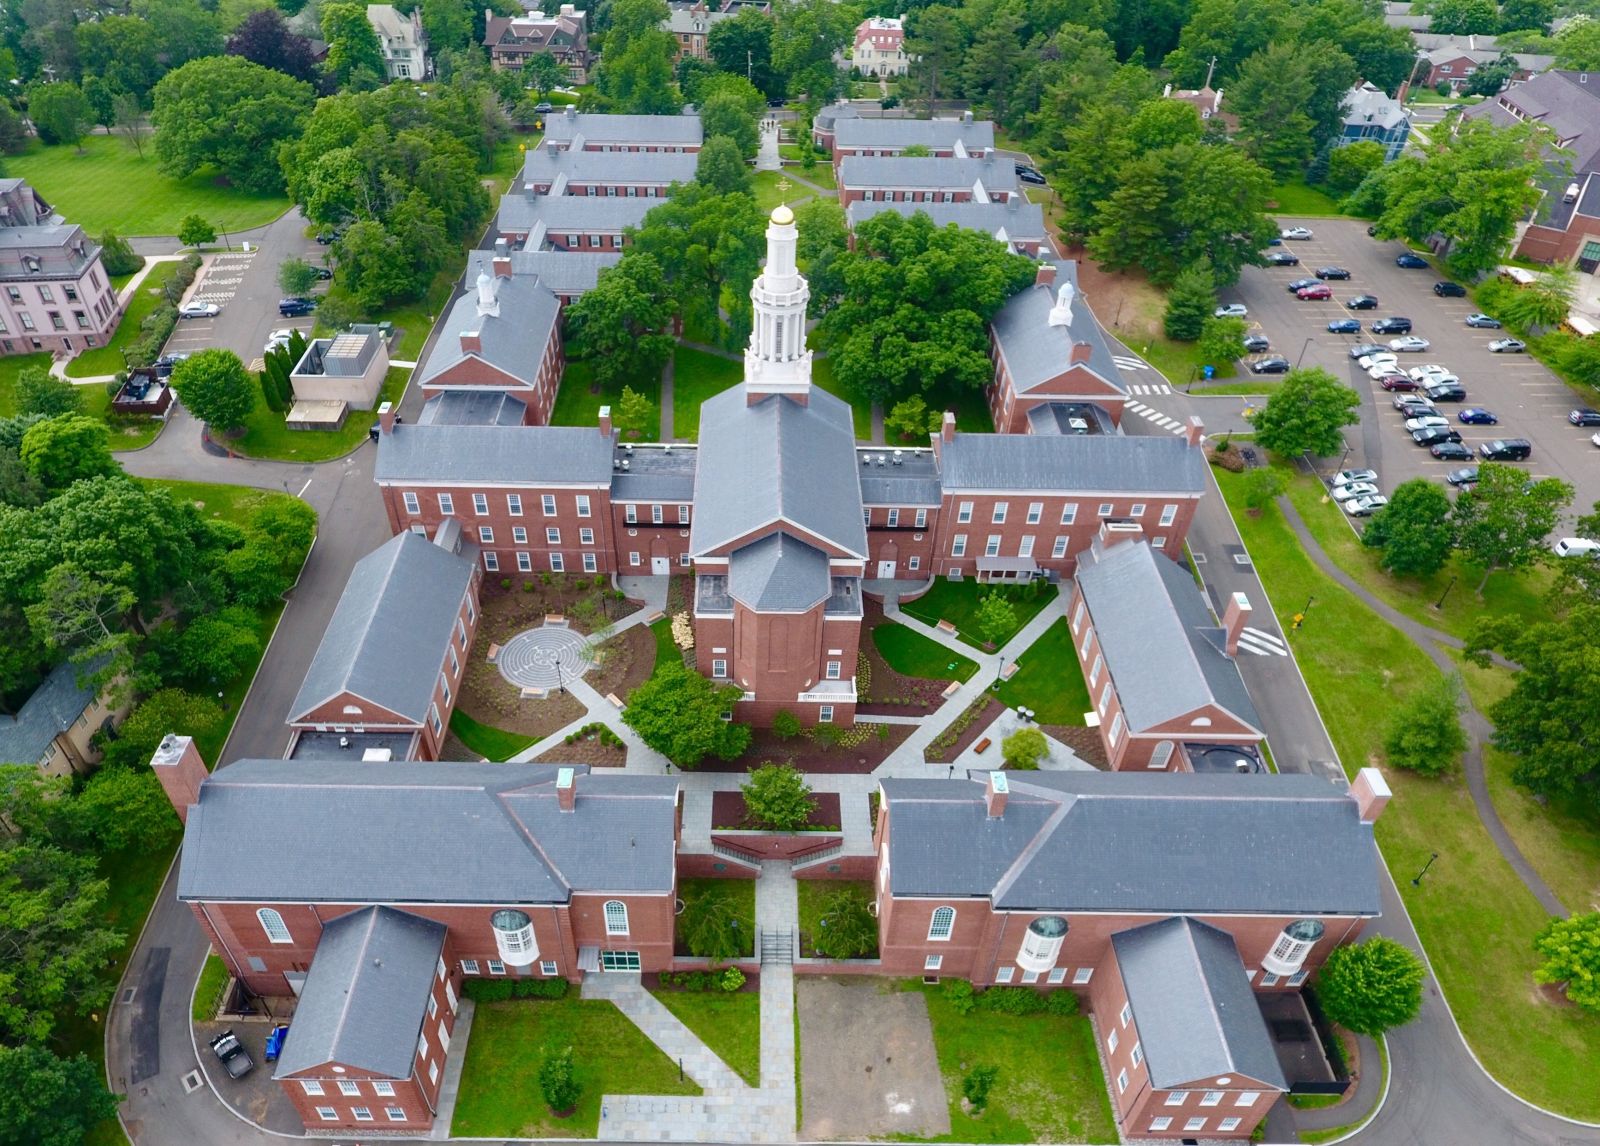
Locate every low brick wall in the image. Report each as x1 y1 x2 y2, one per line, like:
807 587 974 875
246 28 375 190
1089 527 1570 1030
675 853 759 879
711 832 843 860
793 855 875 881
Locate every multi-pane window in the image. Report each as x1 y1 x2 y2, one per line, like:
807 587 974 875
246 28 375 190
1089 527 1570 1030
1027 502 1043 524
1107 1030 1119 1054
928 907 955 940
479 527 494 544
819 705 834 723
472 493 489 515
547 527 561 545
712 659 727 678
1018 536 1034 558
1097 502 1113 517
984 535 1001 557
539 494 555 516
583 553 597 572
1089 655 1103 687
1185 1118 1207 1132
1200 1091 1224 1107
507 494 523 516
541 961 559 976
887 508 899 527
1219 1117 1242 1132
1165 1092 1187 1106
1120 1002 1133 1027
925 954 942 970
1117 1069 1129 1094
1131 1042 1144 1067
550 553 564 572
625 505 637 524
487 959 505 974
1149 1118 1172 1132
513 527 528 544
403 492 420 514
995 967 1014 983
386 1108 407 1122
651 504 663 524
1060 504 1077 525
1109 712 1125 746
1047 967 1067 984
1053 536 1068 558
579 527 594 545
1160 504 1177 526
908 556 920 570
438 493 454 514
605 900 629 935
1235 1093 1260 1107
301 1081 324 1096
483 551 498 571
339 1080 361 1096
957 501 973 523
992 502 1007 523
258 908 292 944
374 1081 395 1096
825 661 841 679
951 534 966 557
678 504 690 524
1129 503 1145 518
462 959 480 974
316 1107 337 1121
915 508 927 529
576 495 591 517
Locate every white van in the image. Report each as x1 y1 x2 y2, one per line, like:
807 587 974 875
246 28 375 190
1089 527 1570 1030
1553 537 1600 558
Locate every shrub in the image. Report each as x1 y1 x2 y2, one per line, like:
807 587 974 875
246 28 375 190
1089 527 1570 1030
1045 991 1079 1016
980 986 1049 1016
1316 936 1425 1036
464 979 516 1002
524 580 536 592
771 709 802 740
540 1045 581 1115
963 1064 997 1111
1001 727 1047 769
721 967 745 991
943 978 977 1015
741 762 816 830
500 577 512 590
811 723 843 749
515 977 569 999
660 969 731 991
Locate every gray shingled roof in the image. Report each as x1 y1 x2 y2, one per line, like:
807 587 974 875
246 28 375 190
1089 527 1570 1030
1464 70 1600 174
881 773 1381 916
1113 917 1288 1091
1075 540 1261 734
991 261 1123 395
0 658 101 765
510 248 622 295
177 760 679 903
938 433 1206 494
728 533 831 611
417 252 559 389
273 907 445 1080
376 423 615 485
543 111 703 148
520 147 699 189
838 155 1019 194
691 388 868 558
846 198 1047 243
833 116 995 154
497 193 656 238
1342 83 1408 131
289 533 476 725
418 390 528 426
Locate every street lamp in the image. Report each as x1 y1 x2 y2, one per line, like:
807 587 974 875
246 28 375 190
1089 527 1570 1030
1295 335 1314 368
554 653 564 695
1411 852 1439 886
1433 576 1457 611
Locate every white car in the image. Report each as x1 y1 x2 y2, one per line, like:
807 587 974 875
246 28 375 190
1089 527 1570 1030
1359 352 1399 372
1488 337 1527 353
1332 468 1378 486
1214 303 1248 318
1554 538 1600 558
1591 430 1600 449
1389 336 1431 352
1282 226 1314 240
1408 364 1453 383
1331 481 1380 502
1404 415 1449 432
178 301 220 319
1344 494 1389 517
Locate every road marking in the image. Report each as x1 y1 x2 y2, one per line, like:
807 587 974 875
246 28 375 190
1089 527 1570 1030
297 478 314 498
1236 627 1289 657
1113 355 1151 370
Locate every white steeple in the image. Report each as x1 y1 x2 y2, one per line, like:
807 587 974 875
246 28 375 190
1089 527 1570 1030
475 268 500 318
744 204 813 402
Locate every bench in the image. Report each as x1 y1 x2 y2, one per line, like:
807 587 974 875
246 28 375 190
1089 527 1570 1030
486 643 501 664
936 619 957 634
941 680 962 699
974 737 992 754
644 610 665 624
520 687 547 700
1001 661 1020 680
544 614 566 627
606 692 624 709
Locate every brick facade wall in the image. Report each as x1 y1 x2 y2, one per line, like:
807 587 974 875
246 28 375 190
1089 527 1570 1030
1516 219 1600 265
838 186 988 206
379 481 617 578
0 254 121 356
530 181 675 198
421 320 565 425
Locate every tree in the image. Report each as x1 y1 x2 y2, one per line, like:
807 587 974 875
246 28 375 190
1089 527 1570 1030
101 688 226 769
418 0 475 55
159 605 262 688
278 257 321 297
1498 266 1577 331
771 0 850 102
680 886 746 959
699 75 764 158
1246 367 1360 457
259 330 306 413
974 592 1018 649
629 183 767 347
152 56 315 195
885 395 942 442
0 101 27 155
1430 0 1502 34
1161 0 1289 87
1554 18 1600 69
1241 466 1286 512
97 231 143 277
18 414 114 489
1451 464 1572 589
1162 260 1215 341
1325 141 1386 196
596 0 679 114
772 709 802 739
792 197 848 313
740 762 816 830
73 765 181 852
0 1045 120 1146
963 1064 998 1112
226 6 322 85
1361 478 1455 577
1002 726 1048 769
708 7 780 99
812 887 877 958
623 663 751 767
14 367 81 418
1464 52 1521 97
1533 911 1600 1012
27 81 88 149
1383 673 1467 776
565 254 676 390
173 348 257 432
1230 43 1323 175
321 2 386 90
1197 316 1247 371
24 564 136 689
1315 936 1426 1036
695 134 753 195
614 384 656 440
539 1045 581 1116
112 91 150 158
177 213 217 248
905 5 969 109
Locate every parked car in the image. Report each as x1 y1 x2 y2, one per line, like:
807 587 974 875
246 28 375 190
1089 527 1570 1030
1214 303 1248 318
178 301 220 319
1569 407 1600 426
1016 165 1048 185
209 1031 254 1080
1297 284 1333 300
1327 318 1362 333
1266 250 1301 266
1433 281 1467 297
310 266 334 280
1282 226 1314 240
1362 356 1401 376
1408 364 1455 384
1488 337 1527 353
1457 407 1498 425
1478 438 1532 461
1286 277 1321 294
1377 373 1418 391
1446 466 1480 486
1349 342 1388 359
1553 537 1600 558
1465 313 1502 328
1331 481 1380 501
1316 266 1352 280
1396 252 1430 268
315 230 337 244
1332 469 1378 486
1413 426 1463 446
1371 316 1413 334
1346 295 1380 310
1404 414 1450 432
1396 404 1436 422
1344 494 1389 516
152 352 188 377
1430 441 1474 461
1424 383 1467 402
1592 430 1600 448
1251 355 1292 374
1266 236 1283 246
1394 392 1435 411
279 297 316 317
1243 333 1271 353
1389 335 1431 352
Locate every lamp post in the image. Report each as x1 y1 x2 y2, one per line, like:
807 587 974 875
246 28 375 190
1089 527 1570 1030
1337 440 1351 474
1295 335 1314 369
554 652 564 695
1433 575 1456 611
1411 852 1439 886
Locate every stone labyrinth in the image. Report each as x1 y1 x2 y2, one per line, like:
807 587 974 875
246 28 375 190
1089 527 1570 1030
496 625 596 691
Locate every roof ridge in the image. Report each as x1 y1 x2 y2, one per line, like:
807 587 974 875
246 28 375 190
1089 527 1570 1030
1181 919 1241 1078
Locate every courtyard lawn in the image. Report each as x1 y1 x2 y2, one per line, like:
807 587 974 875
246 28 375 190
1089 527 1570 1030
914 982 1117 1144
451 997 700 1137
1269 179 1344 217
7 136 289 236
449 709 536 761
650 989 762 1087
1214 466 1600 1120
192 953 230 1023
672 345 743 438
232 367 410 462
796 879 877 958
996 618 1091 724
753 169 816 213
926 381 994 433
67 259 185 378
552 359 663 439
810 355 873 440
649 617 686 680
900 580 1058 650
871 622 976 681
677 877 757 956
788 162 835 191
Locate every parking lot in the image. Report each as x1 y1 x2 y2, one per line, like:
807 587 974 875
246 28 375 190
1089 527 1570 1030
1223 215 1598 521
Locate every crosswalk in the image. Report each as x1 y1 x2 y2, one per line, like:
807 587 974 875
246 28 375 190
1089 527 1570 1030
1126 383 1172 395
188 249 257 306
1112 354 1150 370
1126 399 1190 435
1236 626 1289 657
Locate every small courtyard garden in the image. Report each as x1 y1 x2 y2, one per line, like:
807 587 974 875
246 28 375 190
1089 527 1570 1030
900 580 1057 651
797 880 879 960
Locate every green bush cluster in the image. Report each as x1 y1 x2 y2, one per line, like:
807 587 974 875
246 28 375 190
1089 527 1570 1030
564 721 624 748
658 967 747 992
927 695 993 756
942 979 1079 1018
462 976 571 1002
127 255 202 368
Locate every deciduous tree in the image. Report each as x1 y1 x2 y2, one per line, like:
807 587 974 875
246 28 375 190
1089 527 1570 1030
1362 477 1455 577
1001 726 1047 769
27 81 89 149
539 1045 580 1116
0 1045 121 1146
100 688 226 769
24 563 137 689
812 887 876 958
18 414 115 489
1383 673 1467 776
1498 265 1577 330
277 257 321 297
1554 18 1600 69
629 183 767 347
699 74 764 158
97 231 143 277
226 7 322 85
14 367 81 418
1246 367 1360 457
1197 315 1247 371
740 762 816 830
172 348 257 432
321 2 386 90
1241 465 1286 512
1162 259 1215 341
680 886 745 960
695 134 753 195
885 395 942 441
152 55 315 194
177 213 216 248
564 253 676 391
523 53 567 100
1325 141 1386 196
615 384 657 440
1450 463 1571 589
1533 911 1600 1012
623 663 751 767
708 7 780 99
1315 936 1425 1036
1429 0 1502 35
973 591 1017 648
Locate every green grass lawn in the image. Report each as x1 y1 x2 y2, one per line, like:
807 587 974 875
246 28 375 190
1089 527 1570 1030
1137 333 1239 386
651 989 762 1086
0 351 55 415
649 617 686 681
552 359 662 439
192 953 230 1022
926 380 994 433
795 879 877 957
809 355 873 440
451 997 700 1137
996 618 1091 724
67 260 185 378
450 709 536 760
672 345 743 438
900 580 1058 650
678 877 757 956
8 135 289 236
912 981 1116 1143
1189 379 1279 397
753 169 817 213
1214 467 1600 1120
1270 179 1344 217
231 366 410 462
871 621 976 681
787 162 836 191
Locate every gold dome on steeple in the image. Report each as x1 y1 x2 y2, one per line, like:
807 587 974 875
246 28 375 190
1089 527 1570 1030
770 204 794 225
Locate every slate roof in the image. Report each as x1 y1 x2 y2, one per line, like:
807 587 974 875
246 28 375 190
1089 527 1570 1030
417 390 528 426
497 193 655 238
417 252 560 389
520 147 699 189
833 116 995 155
1466 71 1600 173
543 111 702 149
376 423 615 485
0 658 101 765
691 387 868 558
938 433 1206 494
274 907 444 1080
728 533 831 611
838 156 1019 195
178 761 679 903
846 199 1047 243
509 248 622 295
1342 82 1408 131
879 772 1382 916
991 260 1123 395
1114 918 1288 1091
1075 540 1261 734
289 533 476 725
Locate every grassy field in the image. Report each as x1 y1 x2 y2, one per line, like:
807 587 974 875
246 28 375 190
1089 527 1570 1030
232 367 410 462
192 953 230 1022
753 169 817 213
1214 466 1600 1120
0 351 56 415
788 162 835 191
912 981 1116 1144
996 618 1091 724
1270 179 1345 217
672 345 743 438
552 359 662 438
651 990 762 1087
871 621 977 681
810 355 874 440
7 135 289 236
449 709 536 761
68 259 185 378
926 380 994 433
900 580 1057 650
451 997 700 1137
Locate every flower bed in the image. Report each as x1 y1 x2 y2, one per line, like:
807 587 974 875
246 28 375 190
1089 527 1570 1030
693 723 913 774
711 790 842 830
536 721 627 766
923 696 1004 764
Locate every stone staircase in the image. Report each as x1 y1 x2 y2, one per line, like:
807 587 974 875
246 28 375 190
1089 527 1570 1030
759 927 795 965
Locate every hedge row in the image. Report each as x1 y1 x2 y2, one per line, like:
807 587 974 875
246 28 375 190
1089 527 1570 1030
462 976 571 1002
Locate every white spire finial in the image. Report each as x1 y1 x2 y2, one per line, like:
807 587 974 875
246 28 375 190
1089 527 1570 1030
1048 281 1076 327
475 268 499 318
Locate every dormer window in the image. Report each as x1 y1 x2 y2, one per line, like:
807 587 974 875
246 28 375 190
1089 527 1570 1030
22 255 40 273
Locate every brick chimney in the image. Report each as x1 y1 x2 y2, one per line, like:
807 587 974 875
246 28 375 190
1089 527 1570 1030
377 401 396 434
1035 263 1056 289
1093 520 1143 558
1183 415 1205 447
1070 340 1092 364
1222 591 1252 657
492 237 512 279
941 411 957 443
557 766 577 812
1351 768 1391 824
984 770 1008 818
460 330 482 354
598 405 613 436
150 734 209 823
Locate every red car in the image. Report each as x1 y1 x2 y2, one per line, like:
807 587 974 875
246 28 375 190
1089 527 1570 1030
1296 284 1333 300
1376 373 1418 391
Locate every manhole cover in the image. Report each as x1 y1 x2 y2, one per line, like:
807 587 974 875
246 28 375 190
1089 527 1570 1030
121 988 137 1005
182 1070 203 1094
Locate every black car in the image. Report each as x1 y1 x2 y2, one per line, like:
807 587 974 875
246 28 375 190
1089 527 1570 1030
1315 266 1351 280
1396 252 1430 268
1446 466 1480 486
311 266 333 280
279 297 316 317
315 230 335 245
1327 318 1361 334
1367 224 1380 236
1371 316 1413 334
1424 383 1467 402
1413 426 1463 446
1347 294 1380 310
1395 400 1435 419
1251 356 1292 374
1266 251 1301 266
1015 166 1048 185
1286 277 1320 293
1350 342 1388 359
209 1030 254 1080
1569 408 1600 427
1433 281 1467 297
1243 334 1270 353
1430 441 1474 460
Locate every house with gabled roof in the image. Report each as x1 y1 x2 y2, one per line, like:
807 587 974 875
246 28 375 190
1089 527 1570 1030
484 4 590 81
517 145 698 199
540 108 703 153
497 190 655 251
0 656 127 776
846 197 1048 255
829 110 994 159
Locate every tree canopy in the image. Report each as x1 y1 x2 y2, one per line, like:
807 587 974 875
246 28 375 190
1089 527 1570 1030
0 1044 121 1146
622 663 750 767
172 348 257 432
629 183 767 349
564 254 677 390
1315 936 1426 1036
740 762 816 830
18 415 115 490
1533 912 1600 1012
1362 477 1455 577
1246 368 1361 457
1450 463 1571 588
152 55 315 194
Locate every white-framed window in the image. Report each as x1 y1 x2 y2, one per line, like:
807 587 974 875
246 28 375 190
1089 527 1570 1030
712 658 728 678
1097 684 1109 718
909 556 921 570
513 526 528 543
418 1032 429 1060
819 705 834 723
316 1107 337 1121
1089 654 1103 687
1185 1118 1207 1132
915 508 927 528
1120 1002 1132 1027
992 502 1008 524
1073 967 1093 985
957 501 973 524
1107 1029 1119 1054
472 493 489 515
439 673 451 707
546 527 561 545
438 1019 450 1051
605 900 629 935
985 535 1001 557
1047 967 1066 984
951 534 966 557
258 908 292 944
1153 537 1166 549
1160 504 1177 526
1131 1042 1144 1067
487 959 505 975
517 551 532 572
1129 502 1145 518
1109 712 1125 746
429 1060 439 1085
1097 502 1113 517
483 552 499 571
542 494 557 516
1149 1118 1172 1132
1201 1091 1223 1107
1289 969 1309 986
479 526 494 544
438 493 454 514
995 966 1014 983
925 954 943 970
550 553 564 572
1165 1091 1187 1106
429 703 442 736
886 508 899 527
428 993 439 1019
1018 535 1034 557
576 495 591 517
301 1081 324 1096
1219 1117 1242 1132
1261 971 1280 986
630 552 641 566
402 491 420 514
580 527 594 545
386 1107 407 1122
462 959 480 974
679 553 691 567
928 906 955 940
1026 501 1042 524
1117 1069 1129 1093
583 553 597 573
1235 1092 1260 1107
541 960 558 976
678 504 690 524
626 504 638 524
826 661 841 679
374 1080 395 1097
1060 504 1077 525
652 504 663 524
339 1079 361 1096
508 493 523 516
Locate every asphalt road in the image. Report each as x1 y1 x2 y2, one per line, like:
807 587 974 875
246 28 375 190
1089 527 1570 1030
1221 216 1597 527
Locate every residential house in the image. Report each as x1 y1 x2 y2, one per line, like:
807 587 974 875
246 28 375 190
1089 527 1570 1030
0 178 121 356
846 198 1048 256
1069 529 1265 771
0 658 127 777
367 4 428 80
484 5 591 82
1337 82 1411 161
285 531 481 762
828 110 995 160
1418 35 1553 91
837 156 1019 205
518 145 698 199
851 15 907 77
1163 81 1238 133
541 108 704 153
666 1 732 61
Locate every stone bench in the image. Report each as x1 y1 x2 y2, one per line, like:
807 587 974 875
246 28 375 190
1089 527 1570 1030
645 610 665 624
520 686 547 700
935 619 957 634
941 680 961 699
606 692 624 709
1001 661 1020 680
486 643 501 664
974 737 992 754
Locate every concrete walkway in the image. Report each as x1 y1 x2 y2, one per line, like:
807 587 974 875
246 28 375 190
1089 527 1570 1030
660 351 677 440
583 974 747 1091
50 253 189 383
427 999 475 1140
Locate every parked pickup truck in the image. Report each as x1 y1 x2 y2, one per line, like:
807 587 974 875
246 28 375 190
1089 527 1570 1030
209 1030 254 1079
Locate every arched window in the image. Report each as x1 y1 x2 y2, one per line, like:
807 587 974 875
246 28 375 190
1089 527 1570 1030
928 907 955 941
604 900 629 936
258 908 292 944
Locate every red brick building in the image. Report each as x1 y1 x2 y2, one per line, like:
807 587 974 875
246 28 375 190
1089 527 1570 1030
989 262 1127 432
821 109 995 159
518 145 699 199
541 108 704 153
836 155 1020 206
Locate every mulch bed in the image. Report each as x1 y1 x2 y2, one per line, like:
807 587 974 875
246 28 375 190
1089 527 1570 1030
586 624 656 699
923 695 1005 764
693 723 913 775
857 600 954 717
536 728 628 767
644 971 760 992
711 790 843 830
1041 724 1110 768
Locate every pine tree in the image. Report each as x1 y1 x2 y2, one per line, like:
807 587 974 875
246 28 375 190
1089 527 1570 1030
1163 259 1215 341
